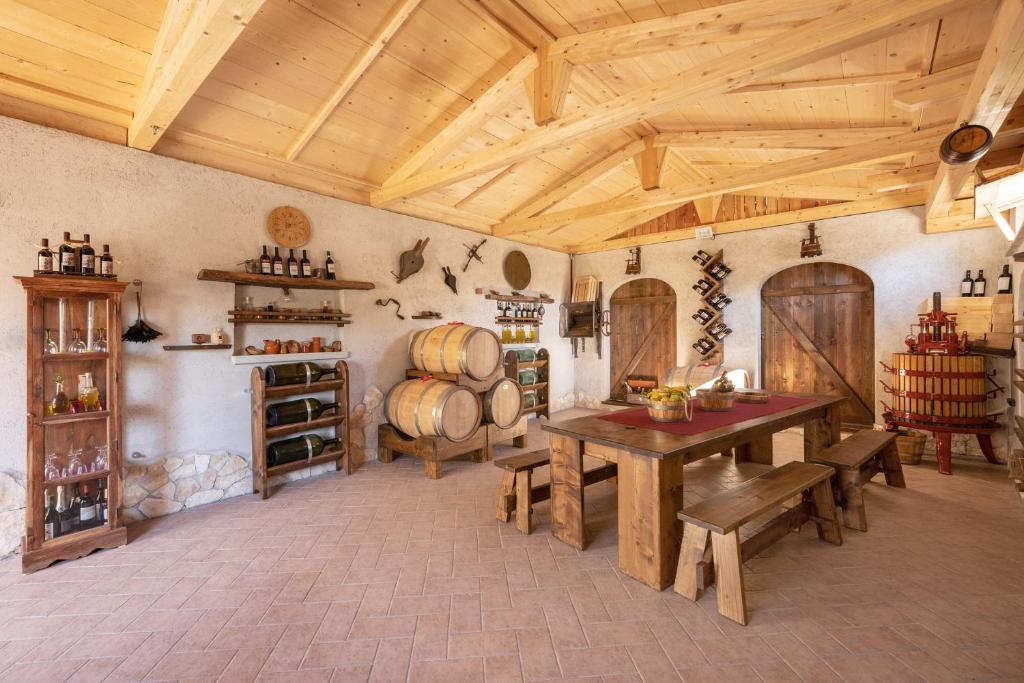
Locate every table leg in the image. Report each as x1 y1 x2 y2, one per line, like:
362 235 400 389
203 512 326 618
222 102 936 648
803 404 841 461
735 435 773 466
549 434 586 550
616 449 685 591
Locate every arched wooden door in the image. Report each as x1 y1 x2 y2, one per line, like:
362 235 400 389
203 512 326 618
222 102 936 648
609 279 676 401
761 262 875 426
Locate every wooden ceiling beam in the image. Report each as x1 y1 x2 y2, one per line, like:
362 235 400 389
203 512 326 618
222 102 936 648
730 72 917 94
866 163 938 191
283 0 423 161
372 0 964 208
634 136 667 191
692 196 721 224
892 60 979 111
525 43 572 125
496 126 946 235
654 126 911 150
925 0 1024 220
129 0 267 150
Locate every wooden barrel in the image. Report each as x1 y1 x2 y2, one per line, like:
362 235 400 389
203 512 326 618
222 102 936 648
409 324 502 380
886 353 988 426
663 365 750 391
482 377 524 428
385 379 482 442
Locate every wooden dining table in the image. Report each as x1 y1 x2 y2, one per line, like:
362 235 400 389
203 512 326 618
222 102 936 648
540 393 846 590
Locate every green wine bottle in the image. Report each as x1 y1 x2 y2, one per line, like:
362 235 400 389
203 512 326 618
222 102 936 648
267 434 340 467
265 362 339 387
266 398 339 426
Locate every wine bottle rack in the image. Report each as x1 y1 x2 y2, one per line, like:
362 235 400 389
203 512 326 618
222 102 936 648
692 249 730 362
250 360 350 499
504 348 550 419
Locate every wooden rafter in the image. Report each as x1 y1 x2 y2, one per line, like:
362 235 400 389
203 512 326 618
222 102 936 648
284 0 423 161
892 60 979 111
129 0 267 150
634 136 667 191
925 0 1024 220
371 0 964 208
729 72 917 94
654 127 911 151
525 43 572 125
496 126 947 236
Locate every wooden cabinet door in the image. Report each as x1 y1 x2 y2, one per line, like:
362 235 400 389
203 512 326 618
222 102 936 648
609 279 676 400
761 263 875 426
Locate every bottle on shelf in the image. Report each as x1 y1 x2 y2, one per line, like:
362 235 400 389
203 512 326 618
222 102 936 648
47 373 70 416
708 324 732 341
501 324 512 344
37 238 54 273
708 292 732 310
692 250 713 266
693 278 714 295
266 397 340 427
56 486 73 536
692 309 715 325
265 362 340 387
325 251 336 280
78 372 101 411
259 246 272 275
300 250 312 278
287 249 299 278
69 484 82 532
99 244 114 277
266 435 340 468
59 232 76 275
997 264 1012 294
709 262 731 280
43 329 59 355
96 480 107 524
78 484 97 529
961 270 973 297
272 247 284 276
692 337 715 355
515 324 526 343
79 234 96 275
973 269 987 297
43 493 57 541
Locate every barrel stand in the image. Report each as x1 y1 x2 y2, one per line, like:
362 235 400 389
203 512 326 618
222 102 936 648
485 416 528 461
378 423 487 479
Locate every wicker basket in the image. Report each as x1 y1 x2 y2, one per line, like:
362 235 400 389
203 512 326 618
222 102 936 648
644 398 693 423
735 388 769 404
896 430 926 465
697 389 735 411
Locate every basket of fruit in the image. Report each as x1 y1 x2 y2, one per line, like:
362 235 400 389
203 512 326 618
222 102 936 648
696 376 736 411
643 385 693 422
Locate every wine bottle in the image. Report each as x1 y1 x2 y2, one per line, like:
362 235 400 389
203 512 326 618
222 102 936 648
266 398 339 427
79 484 97 529
69 484 82 532
300 250 311 278
56 486 73 536
80 234 96 275
272 247 284 276
287 249 299 278
37 238 54 273
692 250 712 266
44 493 57 540
325 251 336 280
99 244 114 277
267 435 340 468
692 309 714 324
265 362 339 387
693 279 714 295
973 269 987 297
58 231 76 275
997 264 1012 294
260 246 272 275
961 270 973 297
47 373 70 416
692 338 715 354
96 480 107 524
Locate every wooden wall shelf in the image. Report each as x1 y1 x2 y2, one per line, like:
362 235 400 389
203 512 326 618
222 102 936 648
482 291 554 303
162 344 232 351
197 269 374 291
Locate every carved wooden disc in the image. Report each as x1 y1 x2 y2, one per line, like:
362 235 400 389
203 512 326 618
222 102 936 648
503 250 531 290
267 206 311 247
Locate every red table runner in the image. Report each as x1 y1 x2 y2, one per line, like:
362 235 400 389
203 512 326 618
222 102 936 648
599 395 814 436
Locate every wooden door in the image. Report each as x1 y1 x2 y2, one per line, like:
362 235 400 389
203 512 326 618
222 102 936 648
761 263 875 426
609 279 676 400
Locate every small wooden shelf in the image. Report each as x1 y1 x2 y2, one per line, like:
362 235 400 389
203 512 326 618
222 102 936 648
266 448 346 477
265 414 345 439
42 352 109 362
265 378 346 398
162 344 231 351
524 403 548 414
411 313 442 320
505 348 550 420
483 292 554 303
41 410 110 426
496 317 542 324
198 269 374 291
43 469 110 487
228 310 351 327
516 360 548 369
520 381 548 391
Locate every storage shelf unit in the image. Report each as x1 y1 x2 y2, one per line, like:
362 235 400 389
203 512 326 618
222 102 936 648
505 348 550 419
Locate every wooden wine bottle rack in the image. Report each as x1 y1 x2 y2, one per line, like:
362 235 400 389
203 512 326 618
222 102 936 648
505 348 550 419
250 360 350 499
694 249 729 362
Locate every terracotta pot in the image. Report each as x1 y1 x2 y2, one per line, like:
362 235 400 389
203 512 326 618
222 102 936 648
263 339 281 354
312 337 322 352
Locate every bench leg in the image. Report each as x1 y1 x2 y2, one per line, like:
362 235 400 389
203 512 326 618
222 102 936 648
879 443 906 488
838 471 867 532
710 530 747 626
425 460 442 479
809 479 843 545
496 471 516 523
515 469 533 534
674 523 709 600
513 434 527 448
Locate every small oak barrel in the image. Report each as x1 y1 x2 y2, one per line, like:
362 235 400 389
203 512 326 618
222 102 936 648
663 365 750 391
482 377 524 428
385 379 482 442
409 324 502 380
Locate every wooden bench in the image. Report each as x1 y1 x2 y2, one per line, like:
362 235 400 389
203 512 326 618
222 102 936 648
674 461 842 625
810 430 906 531
494 450 616 534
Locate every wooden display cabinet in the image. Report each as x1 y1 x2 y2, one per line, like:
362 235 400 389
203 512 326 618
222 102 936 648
16 275 128 573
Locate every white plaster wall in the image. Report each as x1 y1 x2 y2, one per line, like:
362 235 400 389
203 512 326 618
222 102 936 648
0 115 574 477
572 209 1011 432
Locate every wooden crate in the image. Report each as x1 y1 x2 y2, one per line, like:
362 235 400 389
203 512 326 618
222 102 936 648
921 294 1013 349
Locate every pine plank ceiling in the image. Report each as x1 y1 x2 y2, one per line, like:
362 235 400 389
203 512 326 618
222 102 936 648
1 0 1023 253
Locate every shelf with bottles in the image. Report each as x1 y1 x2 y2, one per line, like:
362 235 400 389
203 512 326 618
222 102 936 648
198 268 374 291
228 308 352 326
42 475 112 545
34 232 117 279
691 249 730 362
504 348 550 419
483 291 555 304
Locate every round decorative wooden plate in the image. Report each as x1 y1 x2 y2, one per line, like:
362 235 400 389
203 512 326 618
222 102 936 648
939 124 992 165
267 206 311 247
503 250 531 290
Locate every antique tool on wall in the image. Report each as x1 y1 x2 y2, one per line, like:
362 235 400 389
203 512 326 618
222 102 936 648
462 238 486 272
625 247 641 274
122 280 162 343
375 297 405 320
800 223 822 258
442 266 458 294
392 237 429 283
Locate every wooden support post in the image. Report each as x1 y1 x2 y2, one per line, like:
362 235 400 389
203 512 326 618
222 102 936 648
674 523 709 600
633 136 667 190
735 435 774 466
803 406 840 462
549 434 586 550
516 469 533 534
526 43 573 126
710 530 747 625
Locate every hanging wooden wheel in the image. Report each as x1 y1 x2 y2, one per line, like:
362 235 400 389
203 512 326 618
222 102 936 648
503 250 531 289
267 206 311 247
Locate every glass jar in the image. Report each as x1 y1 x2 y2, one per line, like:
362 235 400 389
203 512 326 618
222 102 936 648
514 324 525 343
78 372 101 411
518 368 538 386
500 325 512 344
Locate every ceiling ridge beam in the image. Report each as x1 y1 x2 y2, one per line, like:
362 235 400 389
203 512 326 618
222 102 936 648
372 0 965 208
284 0 423 161
129 0 267 150
730 71 917 94
653 126 911 150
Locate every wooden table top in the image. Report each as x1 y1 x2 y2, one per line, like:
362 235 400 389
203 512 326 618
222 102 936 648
542 393 845 460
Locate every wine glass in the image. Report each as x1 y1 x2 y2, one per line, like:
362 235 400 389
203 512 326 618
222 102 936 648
67 448 85 476
68 328 87 353
44 452 59 481
93 445 108 471
92 328 108 353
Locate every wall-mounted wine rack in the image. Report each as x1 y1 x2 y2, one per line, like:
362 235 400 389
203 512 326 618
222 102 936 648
691 249 731 361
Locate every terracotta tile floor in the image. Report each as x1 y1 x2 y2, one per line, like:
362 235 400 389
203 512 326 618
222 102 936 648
1 408 1023 682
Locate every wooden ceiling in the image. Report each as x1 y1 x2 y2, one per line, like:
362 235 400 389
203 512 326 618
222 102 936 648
2 0 1024 253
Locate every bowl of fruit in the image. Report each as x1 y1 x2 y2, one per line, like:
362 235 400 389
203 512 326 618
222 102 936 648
696 376 736 411
643 385 693 422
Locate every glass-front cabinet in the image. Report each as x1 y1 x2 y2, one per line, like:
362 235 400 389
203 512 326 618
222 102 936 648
17 275 127 573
